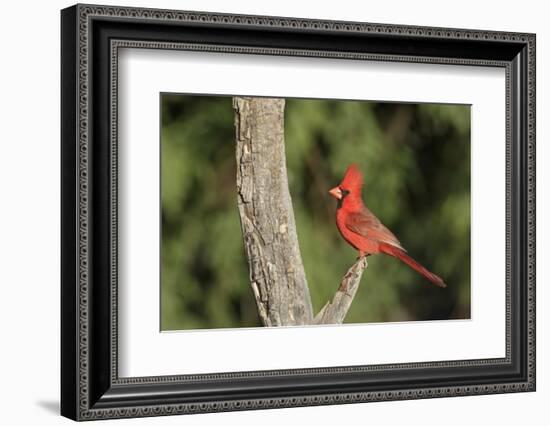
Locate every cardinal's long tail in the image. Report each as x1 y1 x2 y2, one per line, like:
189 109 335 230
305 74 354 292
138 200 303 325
379 243 446 288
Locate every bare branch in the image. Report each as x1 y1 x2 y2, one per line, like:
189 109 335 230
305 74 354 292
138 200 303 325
314 257 368 325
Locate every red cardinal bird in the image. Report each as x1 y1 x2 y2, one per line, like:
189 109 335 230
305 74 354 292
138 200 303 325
329 164 446 288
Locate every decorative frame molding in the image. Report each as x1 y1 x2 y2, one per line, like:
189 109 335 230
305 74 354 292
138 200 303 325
61 3 535 421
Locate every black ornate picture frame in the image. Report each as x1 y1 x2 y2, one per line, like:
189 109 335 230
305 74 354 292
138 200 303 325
61 3 536 421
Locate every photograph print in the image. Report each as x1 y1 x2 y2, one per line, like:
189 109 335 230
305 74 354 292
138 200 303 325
160 94 471 331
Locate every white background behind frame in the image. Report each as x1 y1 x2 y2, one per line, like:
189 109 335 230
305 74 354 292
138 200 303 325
118 48 506 377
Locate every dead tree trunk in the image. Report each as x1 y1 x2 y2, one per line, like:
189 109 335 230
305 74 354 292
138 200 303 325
234 97 313 326
233 97 367 326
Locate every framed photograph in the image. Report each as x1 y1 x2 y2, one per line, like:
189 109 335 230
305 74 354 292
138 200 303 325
61 3 536 421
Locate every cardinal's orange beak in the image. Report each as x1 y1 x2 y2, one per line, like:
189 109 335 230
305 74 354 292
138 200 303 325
329 187 342 200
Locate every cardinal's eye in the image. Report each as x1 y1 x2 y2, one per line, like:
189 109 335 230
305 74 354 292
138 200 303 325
341 188 350 197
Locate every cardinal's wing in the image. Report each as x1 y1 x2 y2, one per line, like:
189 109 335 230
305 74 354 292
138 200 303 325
345 209 405 251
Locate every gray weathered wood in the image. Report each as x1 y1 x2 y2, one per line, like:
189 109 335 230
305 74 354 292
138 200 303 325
233 97 314 326
233 96 368 327
314 257 368 325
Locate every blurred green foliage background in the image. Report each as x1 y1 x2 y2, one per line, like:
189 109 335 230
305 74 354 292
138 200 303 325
161 94 470 331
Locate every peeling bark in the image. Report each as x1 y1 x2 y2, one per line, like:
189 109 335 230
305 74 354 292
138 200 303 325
233 97 313 326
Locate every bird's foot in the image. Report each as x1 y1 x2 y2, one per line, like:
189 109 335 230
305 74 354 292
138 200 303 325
356 252 371 260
